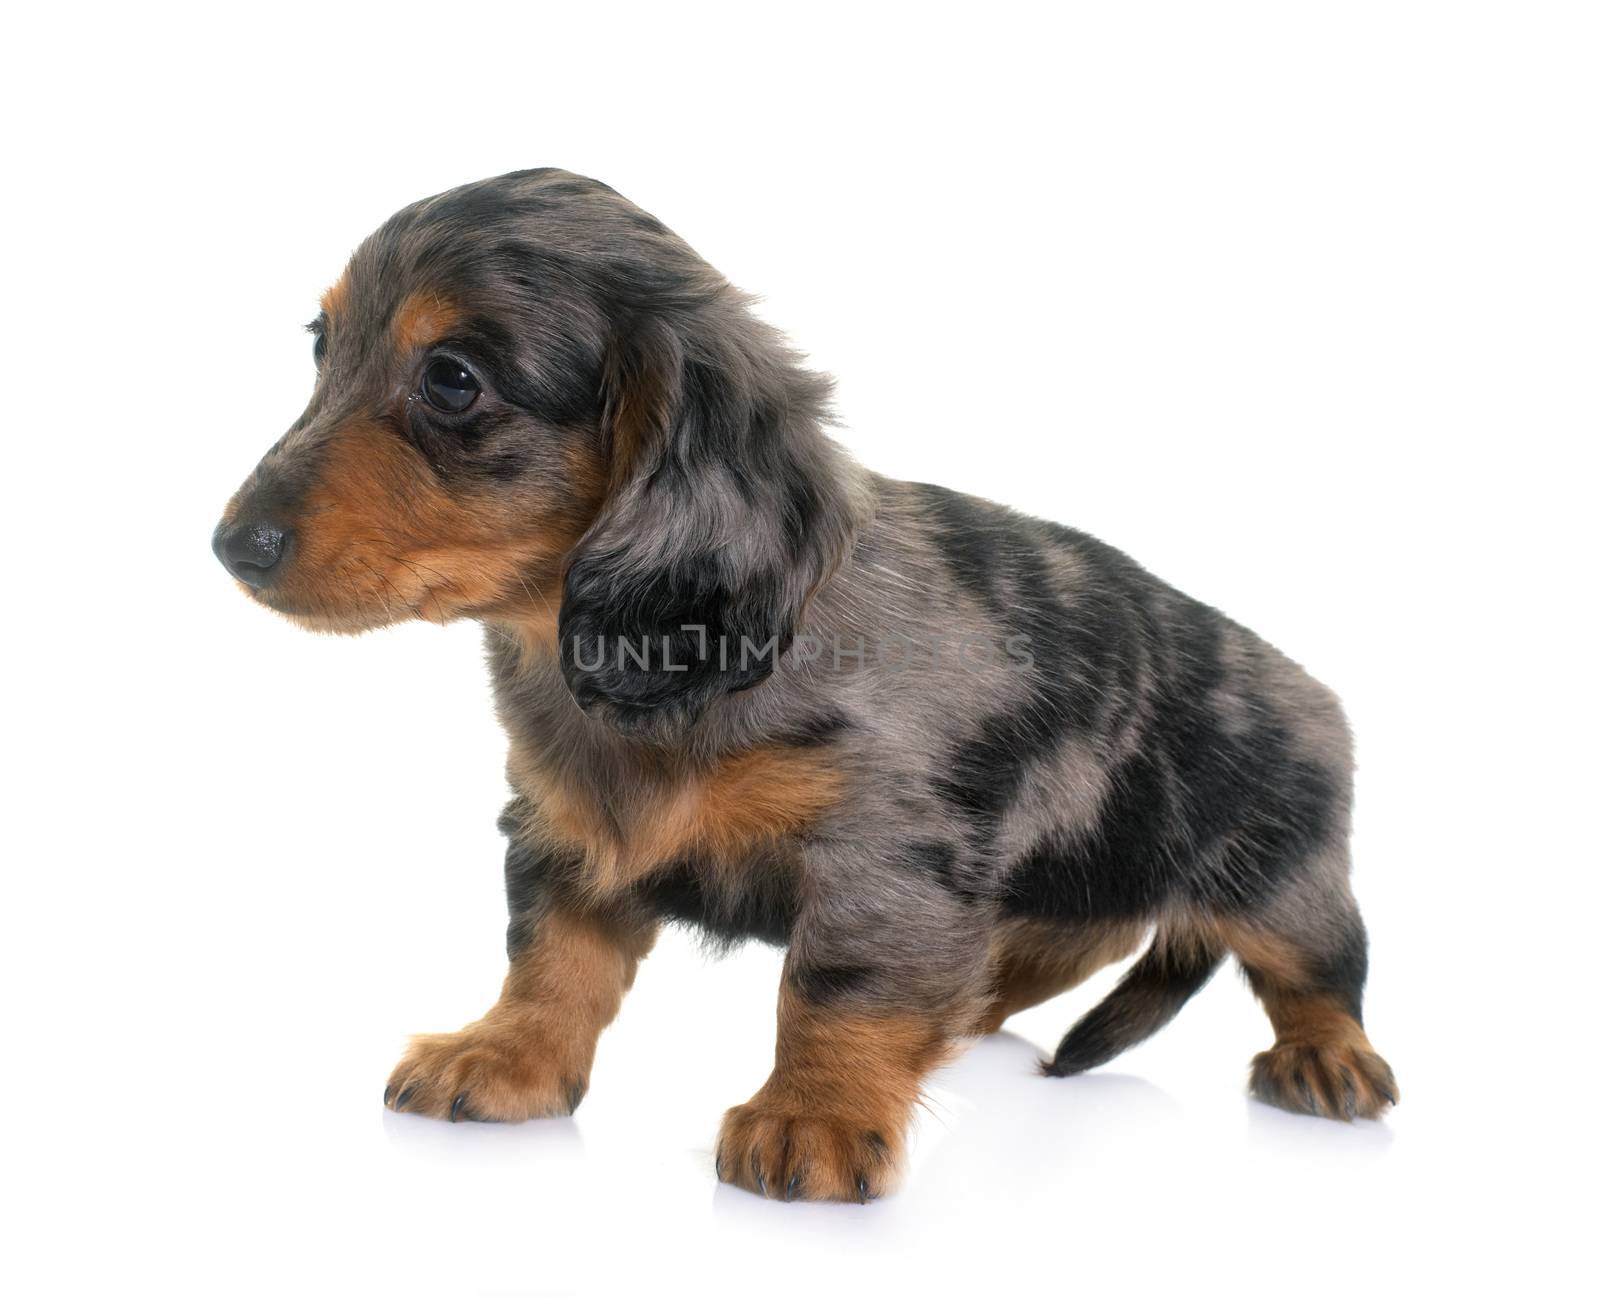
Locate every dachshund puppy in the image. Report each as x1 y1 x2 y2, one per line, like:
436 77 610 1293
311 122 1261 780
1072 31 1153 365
214 168 1396 1202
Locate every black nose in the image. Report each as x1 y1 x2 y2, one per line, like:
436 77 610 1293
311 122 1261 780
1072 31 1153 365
213 521 290 587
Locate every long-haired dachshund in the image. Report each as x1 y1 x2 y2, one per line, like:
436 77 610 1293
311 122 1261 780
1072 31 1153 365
214 168 1396 1202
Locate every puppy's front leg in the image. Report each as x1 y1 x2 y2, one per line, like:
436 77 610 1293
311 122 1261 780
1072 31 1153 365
717 990 951 1202
386 835 655 1122
717 868 988 1202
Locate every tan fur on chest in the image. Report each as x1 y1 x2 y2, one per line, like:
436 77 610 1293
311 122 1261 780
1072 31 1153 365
509 742 844 894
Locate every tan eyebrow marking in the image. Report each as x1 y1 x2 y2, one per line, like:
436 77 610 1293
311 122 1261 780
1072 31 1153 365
392 291 461 354
319 269 351 321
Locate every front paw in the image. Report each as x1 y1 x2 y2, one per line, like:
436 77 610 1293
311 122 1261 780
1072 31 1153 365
716 1100 903 1203
384 1015 591 1122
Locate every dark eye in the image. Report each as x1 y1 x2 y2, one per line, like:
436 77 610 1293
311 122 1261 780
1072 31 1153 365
420 357 480 413
306 315 329 368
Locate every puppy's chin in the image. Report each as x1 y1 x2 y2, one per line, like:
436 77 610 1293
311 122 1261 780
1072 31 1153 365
278 607 407 636
243 588 427 637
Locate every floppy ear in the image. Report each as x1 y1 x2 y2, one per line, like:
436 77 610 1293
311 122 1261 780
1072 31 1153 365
558 305 858 735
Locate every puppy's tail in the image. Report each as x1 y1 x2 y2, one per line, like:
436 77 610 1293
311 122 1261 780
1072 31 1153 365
1043 929 1223 1077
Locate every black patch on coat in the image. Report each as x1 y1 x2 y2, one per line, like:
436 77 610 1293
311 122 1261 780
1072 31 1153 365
633 859 798 949
891 839 986 905
771 711 853 748
500 819 584 957
790 963 874 1005
1001 749 1180 922
913 482 1011 618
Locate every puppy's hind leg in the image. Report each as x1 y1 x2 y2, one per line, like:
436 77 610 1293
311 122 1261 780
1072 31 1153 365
1221 876 1398 1121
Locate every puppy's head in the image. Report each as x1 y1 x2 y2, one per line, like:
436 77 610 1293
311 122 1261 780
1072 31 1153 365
215 168 858 732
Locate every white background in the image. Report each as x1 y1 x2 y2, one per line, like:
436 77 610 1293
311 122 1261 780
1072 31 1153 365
4 3 1596 1294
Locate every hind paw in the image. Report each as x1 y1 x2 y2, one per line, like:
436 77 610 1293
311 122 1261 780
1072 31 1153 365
1250 1040 1398 1120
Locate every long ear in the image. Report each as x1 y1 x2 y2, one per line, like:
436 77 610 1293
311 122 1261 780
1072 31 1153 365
558 301 860 735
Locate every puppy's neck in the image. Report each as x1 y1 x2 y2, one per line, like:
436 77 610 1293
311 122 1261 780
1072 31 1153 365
487 606 559 665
